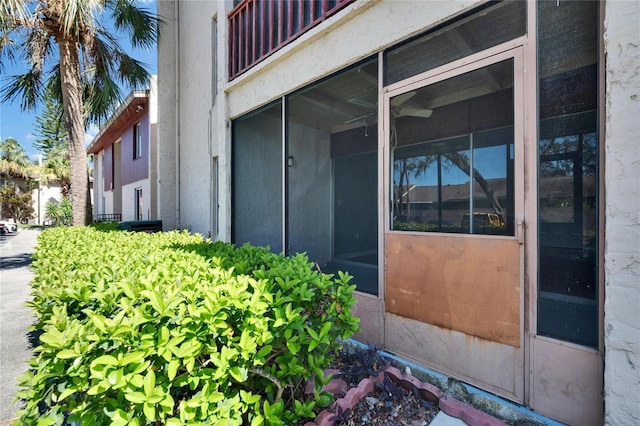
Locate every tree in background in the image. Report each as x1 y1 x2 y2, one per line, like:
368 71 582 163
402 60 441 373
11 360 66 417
33 85 68 155
0 184 34 223
1 0 159 225
40 146 71 197
34 88 71 196
0 137 35 221
0 137 33 178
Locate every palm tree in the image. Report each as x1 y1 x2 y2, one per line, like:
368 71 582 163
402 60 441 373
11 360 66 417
0 137 33 178
41 145 71 197
0 0 159 225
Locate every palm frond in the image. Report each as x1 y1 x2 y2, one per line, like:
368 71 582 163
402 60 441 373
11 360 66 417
0 0 31 73
115 52 150 90
0 0 29 23
59 0 103 37
45 65 64 104
108 0 159 49
1 70 44 110
83 70 122 124
84 34 120 78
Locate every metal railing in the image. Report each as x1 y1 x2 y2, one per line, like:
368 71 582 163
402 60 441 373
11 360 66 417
94 213 122 223
228 0 354 80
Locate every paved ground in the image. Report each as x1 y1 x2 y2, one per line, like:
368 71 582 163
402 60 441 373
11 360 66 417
0 228 40 424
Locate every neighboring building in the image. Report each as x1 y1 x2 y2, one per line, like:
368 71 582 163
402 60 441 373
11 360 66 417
32 179 64 225
156 2 639 425
88 77 158 223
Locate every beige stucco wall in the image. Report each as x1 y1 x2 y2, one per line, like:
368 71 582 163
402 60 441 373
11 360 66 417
157 0 230 236
156 0 179 231
603 1 640 424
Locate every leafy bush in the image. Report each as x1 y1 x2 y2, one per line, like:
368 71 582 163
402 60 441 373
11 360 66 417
0 183 34 223
18 227 360 425
44 197 72 226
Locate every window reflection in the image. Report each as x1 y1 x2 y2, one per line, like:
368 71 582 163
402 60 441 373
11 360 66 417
389 59 515 236
392 129 513 235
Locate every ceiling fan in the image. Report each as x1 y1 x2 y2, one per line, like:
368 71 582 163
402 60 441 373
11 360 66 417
345 91 432 124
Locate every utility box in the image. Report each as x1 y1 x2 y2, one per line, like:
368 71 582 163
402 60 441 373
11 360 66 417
118 220 163 233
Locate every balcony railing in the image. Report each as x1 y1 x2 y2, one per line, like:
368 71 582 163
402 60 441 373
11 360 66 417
228 0 354 80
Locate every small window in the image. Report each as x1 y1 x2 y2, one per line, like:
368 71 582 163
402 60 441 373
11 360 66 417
133 123 142 159
135 187 143 220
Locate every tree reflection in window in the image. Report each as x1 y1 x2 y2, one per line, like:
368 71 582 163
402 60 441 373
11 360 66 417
392 127 514 236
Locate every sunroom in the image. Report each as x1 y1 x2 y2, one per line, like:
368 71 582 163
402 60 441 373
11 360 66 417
229 1 601 424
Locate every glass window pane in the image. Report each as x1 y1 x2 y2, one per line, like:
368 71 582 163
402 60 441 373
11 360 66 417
385 1 525 85
391 59 514 236
232 101 283 252
537 1 599 348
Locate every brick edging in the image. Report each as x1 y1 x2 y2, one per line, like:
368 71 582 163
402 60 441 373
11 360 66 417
304 365 508 426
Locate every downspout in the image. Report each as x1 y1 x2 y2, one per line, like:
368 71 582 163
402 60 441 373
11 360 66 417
174 0 181 228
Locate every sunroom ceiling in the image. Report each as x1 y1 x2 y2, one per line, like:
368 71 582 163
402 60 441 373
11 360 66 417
287 62 378 134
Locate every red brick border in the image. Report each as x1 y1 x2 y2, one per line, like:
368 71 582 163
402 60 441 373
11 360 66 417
303 365 508 426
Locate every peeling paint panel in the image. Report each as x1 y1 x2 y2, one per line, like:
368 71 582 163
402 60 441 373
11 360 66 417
385 232 520 347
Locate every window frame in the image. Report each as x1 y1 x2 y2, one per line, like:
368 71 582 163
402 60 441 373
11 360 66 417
133 122 142 160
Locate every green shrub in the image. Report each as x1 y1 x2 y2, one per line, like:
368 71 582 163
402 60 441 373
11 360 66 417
18 227 360 425
44 197 72 226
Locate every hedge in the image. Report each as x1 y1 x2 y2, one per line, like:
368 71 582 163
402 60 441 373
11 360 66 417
17 226 359 425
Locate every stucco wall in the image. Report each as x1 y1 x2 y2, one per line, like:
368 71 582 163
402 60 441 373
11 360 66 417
157 1 227 236
603 2 640 425
122 180 151 222
31 184 63 225
156 0 178 231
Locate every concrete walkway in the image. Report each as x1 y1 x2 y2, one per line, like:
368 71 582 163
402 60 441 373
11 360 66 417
0 228 40 424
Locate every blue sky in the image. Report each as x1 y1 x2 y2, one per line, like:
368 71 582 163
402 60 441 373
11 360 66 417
0 0 157 161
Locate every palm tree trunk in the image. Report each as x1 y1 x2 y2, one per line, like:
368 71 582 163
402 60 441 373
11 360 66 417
58 37 90 225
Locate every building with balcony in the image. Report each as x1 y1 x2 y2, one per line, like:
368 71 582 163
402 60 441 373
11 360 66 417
156 2 639 424
88 77 158 224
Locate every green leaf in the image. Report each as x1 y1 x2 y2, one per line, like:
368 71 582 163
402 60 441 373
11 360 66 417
57 387 76 402
120 351 146 366
286 340 300 355
56 349 79 359
91 354 119 367
256 345 272 359
168 358 180 381
143 369 156 397
124 391 146 404
39 328 65 349
229 366 248 382
143 402 156 422
308 339 320 352
307 328 319 341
